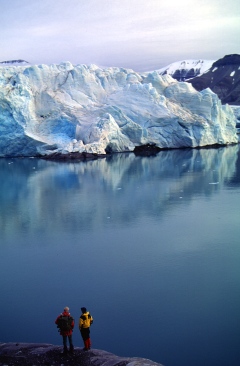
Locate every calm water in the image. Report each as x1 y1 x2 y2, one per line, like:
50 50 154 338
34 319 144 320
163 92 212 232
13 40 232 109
0 146 240 366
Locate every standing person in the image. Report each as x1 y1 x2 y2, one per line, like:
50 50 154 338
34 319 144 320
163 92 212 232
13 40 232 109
79 307 93 350
55 306 74 354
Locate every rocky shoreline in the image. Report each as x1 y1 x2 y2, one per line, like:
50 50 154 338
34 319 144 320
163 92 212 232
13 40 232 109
0 343 163 366
41 151 106 162
40 142 239 162
41 144 162 161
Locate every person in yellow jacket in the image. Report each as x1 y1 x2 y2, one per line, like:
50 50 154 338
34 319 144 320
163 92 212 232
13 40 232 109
79 307 93 350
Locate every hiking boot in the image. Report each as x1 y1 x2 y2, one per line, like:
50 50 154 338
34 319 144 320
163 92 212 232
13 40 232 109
70 346 74 354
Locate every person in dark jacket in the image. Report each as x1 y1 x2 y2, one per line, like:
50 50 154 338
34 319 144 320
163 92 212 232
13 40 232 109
55 306 74 354
79 307 93 350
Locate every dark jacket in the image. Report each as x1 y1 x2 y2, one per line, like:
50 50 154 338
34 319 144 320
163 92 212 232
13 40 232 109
55 310 74 336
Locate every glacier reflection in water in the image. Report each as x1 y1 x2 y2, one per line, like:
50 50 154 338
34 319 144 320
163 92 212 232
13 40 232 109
0 145 240 366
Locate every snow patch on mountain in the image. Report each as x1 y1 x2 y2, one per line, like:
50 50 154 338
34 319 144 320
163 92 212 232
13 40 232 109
0 62 238 157
156 59 215 81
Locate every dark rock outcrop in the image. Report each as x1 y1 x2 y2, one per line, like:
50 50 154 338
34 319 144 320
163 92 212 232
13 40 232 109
163 65 203 81
134 144 161 156
0 343 163 366
187 54 240 105
170 67 196 81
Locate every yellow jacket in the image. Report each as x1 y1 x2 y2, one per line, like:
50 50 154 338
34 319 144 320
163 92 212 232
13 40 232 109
79 311 93 329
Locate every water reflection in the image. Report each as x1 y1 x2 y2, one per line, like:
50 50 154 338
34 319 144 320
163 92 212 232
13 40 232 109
1 145 240 366
226 145 240 186
0 145 239 239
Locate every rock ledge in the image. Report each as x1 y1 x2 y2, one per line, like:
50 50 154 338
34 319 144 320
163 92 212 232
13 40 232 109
0 343 163 366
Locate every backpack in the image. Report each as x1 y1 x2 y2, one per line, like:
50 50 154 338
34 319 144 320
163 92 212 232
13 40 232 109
57 315 73 331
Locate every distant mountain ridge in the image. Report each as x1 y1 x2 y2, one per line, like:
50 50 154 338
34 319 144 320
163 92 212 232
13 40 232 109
186 54 240 105
0 59 29 66
156 59 215 81
156 54 240 106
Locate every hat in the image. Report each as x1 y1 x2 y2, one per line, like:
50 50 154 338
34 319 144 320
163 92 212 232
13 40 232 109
81 307 87 313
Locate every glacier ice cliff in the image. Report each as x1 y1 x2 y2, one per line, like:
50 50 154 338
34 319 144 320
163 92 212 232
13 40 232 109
0 62 238 157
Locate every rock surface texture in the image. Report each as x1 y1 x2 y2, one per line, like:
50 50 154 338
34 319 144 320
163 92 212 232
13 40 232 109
0 343 163 366
0 62 238 157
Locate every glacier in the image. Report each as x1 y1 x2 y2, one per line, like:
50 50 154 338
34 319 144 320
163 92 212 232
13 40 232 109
0 62 238 157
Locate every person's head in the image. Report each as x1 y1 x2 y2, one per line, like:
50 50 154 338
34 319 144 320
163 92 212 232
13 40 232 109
81 307 87 313
64 306 70 313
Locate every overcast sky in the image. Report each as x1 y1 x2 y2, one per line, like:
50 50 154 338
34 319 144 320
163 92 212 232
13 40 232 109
1 0 239 71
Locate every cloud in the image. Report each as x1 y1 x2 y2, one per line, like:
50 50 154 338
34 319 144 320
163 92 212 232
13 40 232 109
0 0 239 70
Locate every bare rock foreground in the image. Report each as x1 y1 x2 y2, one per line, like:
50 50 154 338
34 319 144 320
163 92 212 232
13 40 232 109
0 343 163 366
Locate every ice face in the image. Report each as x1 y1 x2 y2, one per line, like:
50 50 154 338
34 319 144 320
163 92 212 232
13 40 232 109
0 62 238 157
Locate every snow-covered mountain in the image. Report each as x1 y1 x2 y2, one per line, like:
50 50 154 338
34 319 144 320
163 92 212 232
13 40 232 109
0 62 237 157
187 54 240 105
156 59 215 81
0 59 30 67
